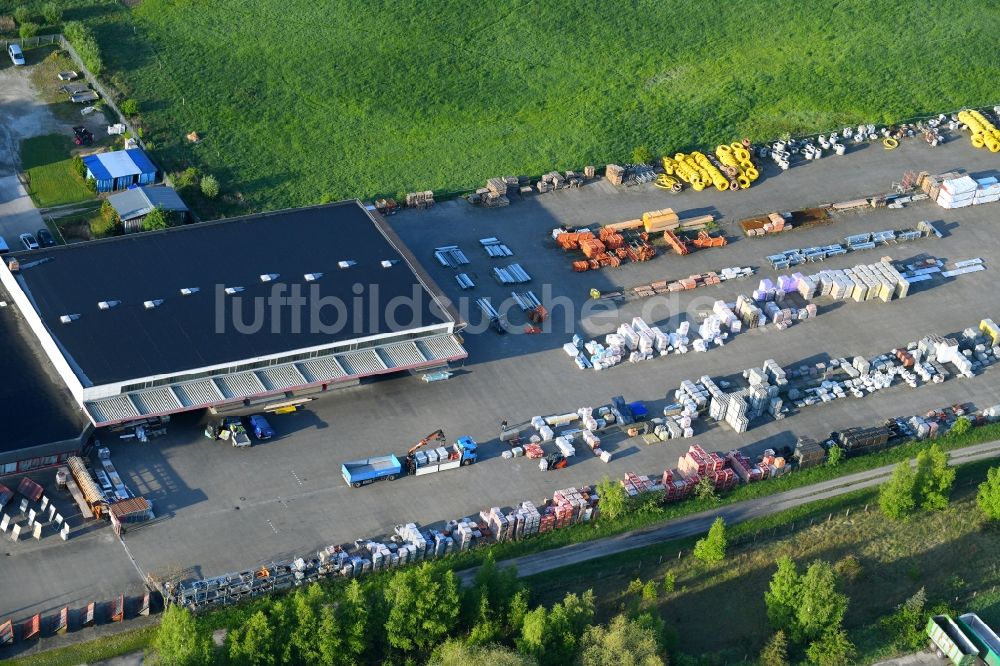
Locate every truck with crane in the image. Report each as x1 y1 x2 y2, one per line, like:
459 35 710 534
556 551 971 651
341 431 478 488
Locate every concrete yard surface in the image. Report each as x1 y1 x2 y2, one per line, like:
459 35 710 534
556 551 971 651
5 135 1000 627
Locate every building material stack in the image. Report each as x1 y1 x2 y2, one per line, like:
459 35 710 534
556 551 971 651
642 208 680 233
483 507 511 542
551 487 596 527
621 472 658 497
405 191 435 208
973 177 1000 205
606 164 625 186
936 175 977 209
794 437 827 468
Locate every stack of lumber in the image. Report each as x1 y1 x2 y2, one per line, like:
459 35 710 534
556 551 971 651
584 165 596 178
606 164 625 186
677 214 715 231
642 208 679 232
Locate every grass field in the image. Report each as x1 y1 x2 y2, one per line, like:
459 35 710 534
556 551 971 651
19 134 95 208
50 0 993 217
528 461 1000 664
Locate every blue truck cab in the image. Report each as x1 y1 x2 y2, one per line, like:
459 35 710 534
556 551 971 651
249 414 275 440
456 436 478 464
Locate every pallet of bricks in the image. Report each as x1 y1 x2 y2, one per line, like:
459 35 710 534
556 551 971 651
741 212 790 237
620 472 663 499
660 467 698 502
678 444 736 491
556 228 654 271
548 487 597 530
405 190 435 209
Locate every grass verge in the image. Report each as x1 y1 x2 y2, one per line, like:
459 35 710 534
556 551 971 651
20 134 94 208
525 460 1000 665
2 624 156 666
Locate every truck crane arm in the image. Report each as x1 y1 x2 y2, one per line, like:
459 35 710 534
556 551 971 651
406 429 446 456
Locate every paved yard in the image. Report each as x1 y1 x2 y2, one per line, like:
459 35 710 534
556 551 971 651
4 134 1000 631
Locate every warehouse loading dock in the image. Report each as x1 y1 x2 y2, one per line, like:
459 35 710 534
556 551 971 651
1 200 467 428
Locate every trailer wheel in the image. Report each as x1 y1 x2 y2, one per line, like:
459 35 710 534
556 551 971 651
352 482 362 488
387 475 396 481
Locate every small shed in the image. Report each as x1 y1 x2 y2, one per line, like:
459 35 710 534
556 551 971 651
108 185 190 232
82 148 159 192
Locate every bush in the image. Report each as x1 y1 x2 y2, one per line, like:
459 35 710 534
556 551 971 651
63 21 103 77
41 2 60 25
13 6 30 25
631 145 653 164
200 174 220 198
71 155 87 179
833 554 863 582
951 416 971 437
121 99 140 117
19 21 38 39
693 517 727 564
978 466 1000 520
826 444 843 467
662 571 676 595
0 16 15 33
143 206 169 231
173 166 200 190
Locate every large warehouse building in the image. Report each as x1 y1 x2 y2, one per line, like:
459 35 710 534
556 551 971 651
1 201 466 428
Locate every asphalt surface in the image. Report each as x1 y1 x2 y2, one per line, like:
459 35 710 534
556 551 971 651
5 135 1000 630
0 58 62 247
457 439 1000 584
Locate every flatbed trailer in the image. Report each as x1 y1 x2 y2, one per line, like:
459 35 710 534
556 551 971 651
342 455 403 488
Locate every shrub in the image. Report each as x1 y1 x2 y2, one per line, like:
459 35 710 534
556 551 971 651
41 2 60 25
0 16 16 33
173 167 200 190
833 554 863 582
826 444 843 467
63 21 103 76
631 145 653 164
978 466 1000 520
662 571 676 595
13 6 30 25
693 517 727 564
85 178 97 193
71 155 87 178
143 206 169 231
19 21 38 39
200 174 220 198
121 99 140 117
951 416 971 436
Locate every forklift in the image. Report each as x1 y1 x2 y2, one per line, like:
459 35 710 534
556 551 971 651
542 452 568 471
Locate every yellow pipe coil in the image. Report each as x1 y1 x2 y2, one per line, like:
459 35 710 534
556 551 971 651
883 138 898 150
957 110 1000 150
715 144 760 187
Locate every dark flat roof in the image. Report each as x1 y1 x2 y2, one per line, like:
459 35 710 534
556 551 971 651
12 202 451 386
0 287 87 453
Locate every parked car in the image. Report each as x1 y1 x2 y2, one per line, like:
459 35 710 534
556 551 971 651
8 45 25 66
36 228 55 247
249 414 275 440
19 233 39 250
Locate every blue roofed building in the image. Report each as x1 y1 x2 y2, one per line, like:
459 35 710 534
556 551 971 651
82 148 159 192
